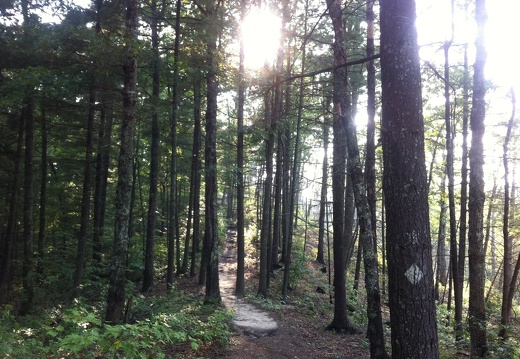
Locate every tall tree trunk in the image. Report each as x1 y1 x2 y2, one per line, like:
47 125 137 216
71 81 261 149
467 0 488 355
269 3 287 278
92 0 107 264
235 0 246 297
499 88 516 338
271 131 283 270
21 96 35 315
325 0 358 334
0 110 24 301
105 0 138 323
183 78 203 276
457 42 470 332
167 0 181 289
317 98 330 264
505 251 520 337
381 193 386 296
181 147 195 276
444 39 463 339
342 44 388 359
203 0 221 303
282 0 308 300
365 0 377 254
380 0 439 357
38 106 48 275
258 91 275 298
73 62 96 300
281 124 291 265
190 77 202 278
142 0 161 292
280 59 292 265
19 0 35 316
93 106 113 262
436 171 448 299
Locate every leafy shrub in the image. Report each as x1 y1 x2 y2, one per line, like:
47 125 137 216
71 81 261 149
0 292 233 358
0 305 51 357
487 328 520 359
435 304 468 358
289 250 308 289
247 294 287 312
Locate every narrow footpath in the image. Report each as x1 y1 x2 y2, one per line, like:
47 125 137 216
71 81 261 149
208 228 370 359
219 228 278 337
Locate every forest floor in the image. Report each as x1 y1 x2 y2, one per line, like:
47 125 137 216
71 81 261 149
174 228 371 359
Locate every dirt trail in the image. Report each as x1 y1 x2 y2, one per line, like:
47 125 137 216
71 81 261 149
219 229 278 337
209 229 371 359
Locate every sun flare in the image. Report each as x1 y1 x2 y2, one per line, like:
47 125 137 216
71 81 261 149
241 7 282 69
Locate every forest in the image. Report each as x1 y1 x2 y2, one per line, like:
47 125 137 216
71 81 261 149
0 0 519 357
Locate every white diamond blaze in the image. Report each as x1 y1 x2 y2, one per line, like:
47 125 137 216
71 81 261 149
404 264 424 285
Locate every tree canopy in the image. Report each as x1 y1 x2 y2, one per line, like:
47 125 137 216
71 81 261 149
1 0 520 357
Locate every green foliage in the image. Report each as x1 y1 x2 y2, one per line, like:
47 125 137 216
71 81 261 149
435 301 520 359
289 250 308 289
291 288 334 319
436 304 468 358
0 292 232 358
217 213 230 243
487 330 520 359
345 289 369 329
247 294 287 312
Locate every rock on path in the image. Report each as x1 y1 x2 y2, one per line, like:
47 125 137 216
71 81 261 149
219 231 278 338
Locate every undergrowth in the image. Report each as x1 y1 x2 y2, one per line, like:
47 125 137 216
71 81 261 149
0 290 232 358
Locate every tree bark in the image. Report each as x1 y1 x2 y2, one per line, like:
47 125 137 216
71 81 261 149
258 91 275 298
443 39 463 339
19 0 35 316
282 0 308 301
21 96 35 315
37 106 48 275
270 2 288 278
167 0 181 289
317 98 330 265
190 76 202 278
325 0 359 335
72 58 96 300
499 88 516 338
142 0 161 292
93 106 113 263
365 0 377 254
457 42 470 336
380 0 439 357
235 0 246 297
271 131 283 270
105 0 138 323
0 109 24 302
467 0 488 355
92 0 108 264
280 62 292 266
203 0 221 303
436 171 448 298
181 121 197 276
343 45 388 359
